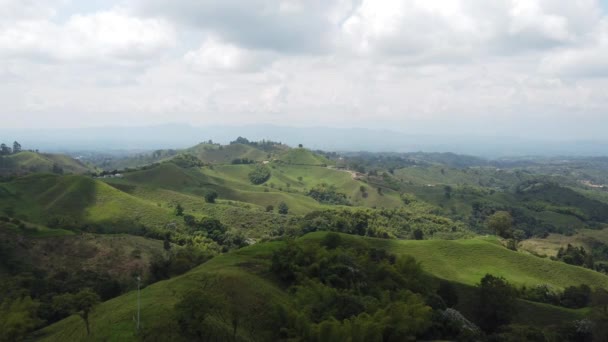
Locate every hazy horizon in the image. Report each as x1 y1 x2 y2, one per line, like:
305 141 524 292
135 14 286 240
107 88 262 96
1 0 608 142
2 123 608 158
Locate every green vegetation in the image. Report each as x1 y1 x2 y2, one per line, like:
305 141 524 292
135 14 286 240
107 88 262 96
35 232 608 341
247 164 271 185
3 140 608 340
307 183 350 205
0 151 93 176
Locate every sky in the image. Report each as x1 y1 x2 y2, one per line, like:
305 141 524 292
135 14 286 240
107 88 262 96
1 0 608 140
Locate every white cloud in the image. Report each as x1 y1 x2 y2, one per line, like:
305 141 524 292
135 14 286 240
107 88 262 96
540 18 608 77
1 0 608 140
0 7 175 63
184 37 274 72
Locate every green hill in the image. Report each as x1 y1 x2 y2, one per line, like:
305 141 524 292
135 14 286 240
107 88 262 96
186 143 269 164
0 151 93 176
36 232 608 341
277 147 331 166
0 174 181 234
108 161 404 216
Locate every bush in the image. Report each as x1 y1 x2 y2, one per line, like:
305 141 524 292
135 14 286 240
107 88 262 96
204 191 218 203
307 183 350 205
248 165 271 185
278 202 289 215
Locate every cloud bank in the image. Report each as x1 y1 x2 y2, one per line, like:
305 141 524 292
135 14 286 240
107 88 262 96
0 0 607 140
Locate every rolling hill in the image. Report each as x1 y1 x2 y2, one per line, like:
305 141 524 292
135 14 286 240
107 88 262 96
0 151 94 176
36 232 608 341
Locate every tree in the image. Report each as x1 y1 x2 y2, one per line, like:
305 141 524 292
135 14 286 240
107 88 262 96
413 229 424 240
475 274 517 333
278 202 289 215
248 165 271 185
174 203 184 216
12 141 21 154
0 296 41 341
265 205 274 212
0 143 11 155
73 289 100 335
53 289 100 336
204 191 218 203
444 185 452 199
163 234 172 252
486 211 513 238
298 144 303 148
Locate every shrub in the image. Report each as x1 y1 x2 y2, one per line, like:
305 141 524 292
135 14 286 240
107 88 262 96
248 165 271 185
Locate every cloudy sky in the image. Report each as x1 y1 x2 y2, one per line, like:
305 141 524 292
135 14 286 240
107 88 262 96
1 0 607 140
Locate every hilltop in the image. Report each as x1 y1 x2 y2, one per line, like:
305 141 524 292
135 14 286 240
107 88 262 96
0 151 93 176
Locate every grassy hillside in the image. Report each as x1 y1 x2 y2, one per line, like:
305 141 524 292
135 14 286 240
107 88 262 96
520 228 608 258
0 151 93 176
110 162 404 215
186 143 269 164
0 174 182 233
350 235 608 290
0 225 165 283
277 147 332 166
37 232 607 341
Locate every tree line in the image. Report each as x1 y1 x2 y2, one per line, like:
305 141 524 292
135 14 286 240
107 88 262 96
0 141 22 155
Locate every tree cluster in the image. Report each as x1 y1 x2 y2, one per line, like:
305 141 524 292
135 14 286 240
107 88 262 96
307 183 351 205
0 141 22 156
248 165 271 185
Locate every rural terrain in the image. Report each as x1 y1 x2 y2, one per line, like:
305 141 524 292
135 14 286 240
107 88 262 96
1 138 608 341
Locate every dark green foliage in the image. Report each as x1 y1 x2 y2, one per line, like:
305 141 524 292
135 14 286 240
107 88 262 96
278 202 289 215
265 205 274 212
321 232 342 249
204 191 218 203
231 158 254 164
175 288 225 340
516 180 608 222
270 239 435 341
169 154 204 168
248 165 271 185
475 274 517 333
437 281 458 308
52 288 100 335
554 244 594 269
174 203 184 216
0 296 41 341
413 229 424 240
486 211 513 238
298 208 464 240
561 284 591 309
0 143 11 155
12 142 21 154
307 183 350 205
149 246 213 282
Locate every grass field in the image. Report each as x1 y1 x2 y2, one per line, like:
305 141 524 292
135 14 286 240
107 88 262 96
36 232 608 341
0 174 182 233
276 147 332 166
520 228 608 258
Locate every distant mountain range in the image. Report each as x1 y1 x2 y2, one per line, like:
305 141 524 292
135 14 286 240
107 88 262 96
1 123 607 157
